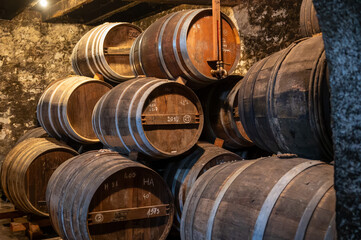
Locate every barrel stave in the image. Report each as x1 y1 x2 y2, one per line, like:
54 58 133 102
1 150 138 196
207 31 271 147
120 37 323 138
161 11 188 80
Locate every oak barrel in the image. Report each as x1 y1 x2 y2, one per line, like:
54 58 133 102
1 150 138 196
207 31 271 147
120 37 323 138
37 76 112 144
198 75 253 149
238 35 333 160
72 22 142 83
181 155 336 240
1 138 78 216
130 9 241 89
92 77 204 159
15 127 48 145
300 0 321 37
164 142 242 230
46 150 174 240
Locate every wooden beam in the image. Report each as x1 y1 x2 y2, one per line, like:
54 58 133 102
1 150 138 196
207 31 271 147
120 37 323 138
43 0 240 21
85 2 140 25
134 0 240 6
43 0 94 21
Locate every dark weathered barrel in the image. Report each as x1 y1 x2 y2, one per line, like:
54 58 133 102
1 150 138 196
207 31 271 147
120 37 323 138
15 127 48 145
1 138 78 216
163 142 242 230
300 0 321 37
72 22 142 83
130 9 241 89
92 77 204 159
238 35 333 160
198 75 253 149
37 76 112 144
181 155 336 240
47 150 174 240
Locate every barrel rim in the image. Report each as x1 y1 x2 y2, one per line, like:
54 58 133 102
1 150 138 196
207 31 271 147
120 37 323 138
82 164 174 240
179 8 241 82
136 80 204 157
63 78 112 143
98 22 142 80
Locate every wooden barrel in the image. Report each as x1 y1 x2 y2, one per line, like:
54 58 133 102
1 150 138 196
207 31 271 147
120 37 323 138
0 138 78 216
15 127 48 145
46 150 174 240
300 0 321 37
92 77 204 159
130 9 241 89
37 76 112 144
181 155 336 240
238 35 333 160
71 22 142 83
198 75 253 149
163 142 242 230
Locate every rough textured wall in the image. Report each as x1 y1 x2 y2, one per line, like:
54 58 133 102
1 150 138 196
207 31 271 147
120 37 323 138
312 0 361 238
232 0 303 74
133 1 303 76
0 10 91 161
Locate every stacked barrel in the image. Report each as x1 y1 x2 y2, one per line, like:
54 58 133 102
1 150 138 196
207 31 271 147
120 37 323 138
1 3 336 240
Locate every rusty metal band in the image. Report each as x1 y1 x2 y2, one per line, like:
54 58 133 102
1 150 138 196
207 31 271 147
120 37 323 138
182 163 231 240
177 151 203 213
158 13 177 79
71 41 81 75
206 160 260 240
48 78 71 139
266 42 298 153
179 9 213 84
309 49 333 159
95 23 121 82
295 179 334 240
324 214 336 240
93 91 112 148
86 25 102 76
240 58 272 152
114 80 143 152
172 10 198 83
129 35 138 76
252 161 324 240
138 28 148 75
97 23 121 81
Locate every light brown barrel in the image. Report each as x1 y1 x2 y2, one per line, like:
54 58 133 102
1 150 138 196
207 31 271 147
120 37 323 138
37 76 112 144
71 22 142 83
46 150 174 240
300 0 321 37
1 138 78 216
181 155 336 240
198 75 253 149
238 35 333 160
92 77 204 159
163 142 242 230
130 9 241 89
15 127 48 145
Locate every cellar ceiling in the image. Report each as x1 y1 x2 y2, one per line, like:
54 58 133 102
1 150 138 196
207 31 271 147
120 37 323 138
1 0 241 24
